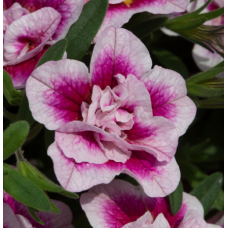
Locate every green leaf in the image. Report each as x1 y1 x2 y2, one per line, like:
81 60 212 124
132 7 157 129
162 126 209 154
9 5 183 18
60 189 79 199
169 181 183 215
214 190 224 211
130 16 168 39
191 172 223 215
152 49 189 79
198 97 224 109
66 0 108 60
27 207 44 225
51 202 60 214
44 129 55 149
3 121 30 160
3 164 51 211
18 94 35 126
199 7 224 21
36 39 68 68
17 161 63 193
178 161 208 188
3 70 23 106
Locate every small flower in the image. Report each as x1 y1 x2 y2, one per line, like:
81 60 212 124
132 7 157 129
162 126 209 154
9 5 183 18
80 179 222 228
3 0 84 89
94 0 191 41
26 27 196 196
3 191 74 228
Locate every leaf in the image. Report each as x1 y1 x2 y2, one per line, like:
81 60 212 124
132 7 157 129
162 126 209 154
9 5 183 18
3 70 23 106
130 16 168 39
3 164 51 211
36 39 68 68
152 49 189 79
18 94 35 126
200 7 224 21
66 0 108 60
169 181 183 215
44 129 55 149
191 172 223 215
51 202 60 214
198 97 224 109
214 190 224 211
60 189 79 199
3 121 30 160
17 161 63 193
27 207 44 225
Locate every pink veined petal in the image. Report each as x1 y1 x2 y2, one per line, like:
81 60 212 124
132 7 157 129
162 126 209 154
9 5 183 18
150 213 171 228
48 142 180 197
26 59 91 130
94 0 190 41
207 224 223 228
192 44 223 72
3 191 15 212
3 0 85 41
3 203 22 228
116 74 153 116
80 179 148 228
15 215 33 228
55 120 131 164
141 65 196 136
126 107 179 162
122 211 154 228
4 45 49 89
178 210 208 228
90 27 152 89
4 7 61 65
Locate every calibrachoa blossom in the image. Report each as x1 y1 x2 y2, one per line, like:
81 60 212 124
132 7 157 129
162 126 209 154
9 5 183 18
3 0 84 89
80 179 222 228
3 191 73 228
94 0 191 41
188 0 224 71
26 27 196 197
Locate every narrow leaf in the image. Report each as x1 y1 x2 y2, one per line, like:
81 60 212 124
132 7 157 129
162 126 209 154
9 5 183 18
3 121 30 160
3 164 51 211
191 172 223 215
36 39 68 68
169 181 183 215
51 202 60 214
27 207 44 225
60 189 79 199
3 70 23 106
66 0 108 60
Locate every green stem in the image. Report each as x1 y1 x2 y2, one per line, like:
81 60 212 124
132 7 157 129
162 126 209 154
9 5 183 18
15 148 25 162
26 123 44 142
3 107 17 120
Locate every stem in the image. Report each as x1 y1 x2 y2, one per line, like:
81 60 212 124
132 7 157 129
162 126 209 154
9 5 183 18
15 148 25 162
26 123 44 142
3 107 17 120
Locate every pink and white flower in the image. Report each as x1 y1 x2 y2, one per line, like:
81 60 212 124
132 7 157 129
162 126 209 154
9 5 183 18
3 191 73 228
80 179 222 228
94 0 191 41
26 27 196 196
188 0 224 71
3 0 84 89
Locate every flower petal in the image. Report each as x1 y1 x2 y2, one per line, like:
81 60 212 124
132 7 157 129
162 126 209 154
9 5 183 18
90 27 152 89
94 0 190 41
192 44 223 71
4 7 61 65
55 120 131 164
150 213 170 228
4 45 49 89
26 59 91 130
126 107 179 162
178 210 208 228
80 179 148 228
48 142 180 197
142 65 196 136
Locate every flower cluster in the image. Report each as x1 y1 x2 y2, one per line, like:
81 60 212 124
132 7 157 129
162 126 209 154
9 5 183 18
26 27 196 197
81 179 221 228
3 0 84 88
3 190 73 228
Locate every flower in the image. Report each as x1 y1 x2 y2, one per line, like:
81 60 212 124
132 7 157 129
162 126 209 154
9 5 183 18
3 0 84 89
80 179 222 228
26 27 196 196
94 0 191 41
188 0 224 71
207 212 224 228
3 190 74 228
